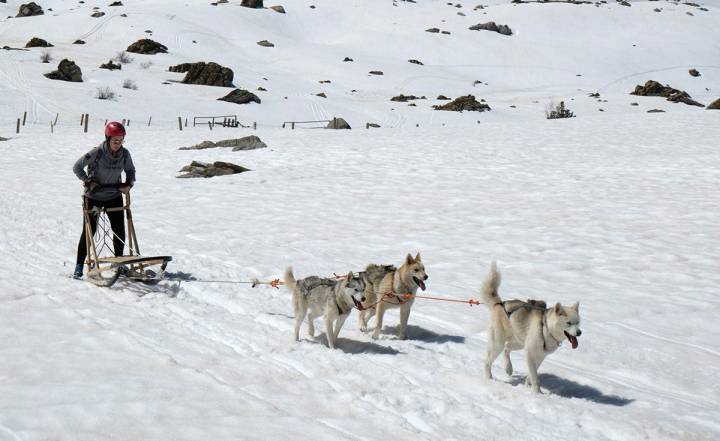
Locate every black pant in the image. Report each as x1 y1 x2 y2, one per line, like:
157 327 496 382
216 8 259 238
76 196 125 265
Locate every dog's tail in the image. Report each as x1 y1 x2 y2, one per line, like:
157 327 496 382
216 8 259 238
480 261 502 308
284 267 297 292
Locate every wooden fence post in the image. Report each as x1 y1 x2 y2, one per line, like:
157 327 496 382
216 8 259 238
16 118 20 134
178 117 183 131
184 118 188 127
127 120 130 127
50 122 54 134
291 122 295 130
121 119 126 126
253 122 257 130
22 111 27 126
148 116 152 126
208 121 213 130
104 119 108 126
366 122 369 129
84 114 89 133
80 114 85 126
332 117 337 129
54 113 59 125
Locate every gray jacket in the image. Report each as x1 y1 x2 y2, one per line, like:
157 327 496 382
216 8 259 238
73 141 136 200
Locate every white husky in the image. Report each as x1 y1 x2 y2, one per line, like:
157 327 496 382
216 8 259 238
480 262 581 393
284 268 366 349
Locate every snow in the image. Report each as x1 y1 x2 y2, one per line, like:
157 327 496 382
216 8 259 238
1 0 719 440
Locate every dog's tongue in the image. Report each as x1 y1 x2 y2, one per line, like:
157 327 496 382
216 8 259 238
353 297 364 310
565 332 579 349
418 279 426 291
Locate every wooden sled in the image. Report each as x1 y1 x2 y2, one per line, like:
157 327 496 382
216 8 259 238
83 190 172 287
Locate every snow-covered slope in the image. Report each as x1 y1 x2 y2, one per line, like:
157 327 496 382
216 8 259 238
0 0 718 129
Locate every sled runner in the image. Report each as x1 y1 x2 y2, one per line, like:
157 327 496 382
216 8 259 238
82 188 172 287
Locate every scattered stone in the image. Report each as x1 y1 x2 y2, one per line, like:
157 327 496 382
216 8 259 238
619 1 631 6
25 37 53 48
315 92 327 98
257 86 267 91
469 21 512 35
326 118 351 129
270 5 285 13
437 95 450 100
178 161 250 178
109 1 123 6
127 39 168 55
647 109 665 113
44 59 83 82
17 2 44 17
631 80 704 107
441 30 451 34
0 137 9 142
369 70 383 75
257 40 274 47
433 95 491 112
689 68 700 77
180 136 267 151
391 94 420 102
367 123 380 128
176 62 234 87
218 89 261 104
630 102 638 106
408 59 423 65
343 57 354 62
99 60 122 70
425 27 440 33
588 92 600 98
91 11 105 17
241 0 263 7
73 40 86 45
408 103 417 107
319 80 331 83
458 12 465 16
653 8 661 12
706 98 720 110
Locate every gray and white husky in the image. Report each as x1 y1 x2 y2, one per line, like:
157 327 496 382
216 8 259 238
357 263 396 332
284 268 366 349
480 262 581 393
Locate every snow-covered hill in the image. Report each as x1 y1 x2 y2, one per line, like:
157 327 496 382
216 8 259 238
0 0 718 130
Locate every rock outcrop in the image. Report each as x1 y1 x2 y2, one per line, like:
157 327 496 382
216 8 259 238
126 39 168 55
175 62 234 87
218 89 261 104
469 22 512 36
433 95 491 112
177 161 250 178
44 59 83 82
630 80 704 107
17 2 44 17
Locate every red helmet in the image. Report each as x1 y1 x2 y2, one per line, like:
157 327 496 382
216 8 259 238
105 121 126 137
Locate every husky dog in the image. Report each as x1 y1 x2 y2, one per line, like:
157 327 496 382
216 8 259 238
480 262 581 393
359 253 428 340
284 268 366 349
357 264 396 332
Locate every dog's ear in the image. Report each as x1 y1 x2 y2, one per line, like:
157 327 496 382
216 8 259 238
406 253 415 265
415 252 422 262
554 302 565 315
572 301 579 312
346 271 353 281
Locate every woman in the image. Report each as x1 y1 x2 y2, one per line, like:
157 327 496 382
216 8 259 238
72 121 136 279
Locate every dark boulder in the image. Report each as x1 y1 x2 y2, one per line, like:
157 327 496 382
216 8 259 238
241 0 264 8
17 2 44 17
177 161 250 178
469 21 512 35
44 59 83 82
706 98 720 110
99 60 121 70
630 80 704 107
126 39 167 55
179 62 234 87
433 95 491 112
25 37 52 48
218 89 261 104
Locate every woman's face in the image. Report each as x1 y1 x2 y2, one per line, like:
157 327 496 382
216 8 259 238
109 136 124 152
